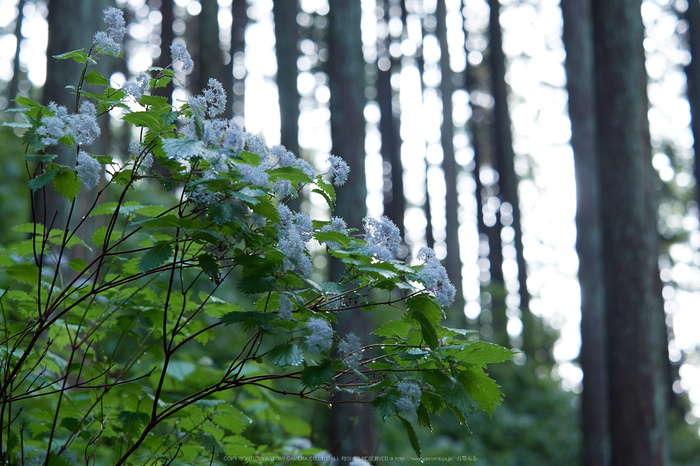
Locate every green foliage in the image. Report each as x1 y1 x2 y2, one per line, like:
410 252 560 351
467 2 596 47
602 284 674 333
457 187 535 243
0 12 513 465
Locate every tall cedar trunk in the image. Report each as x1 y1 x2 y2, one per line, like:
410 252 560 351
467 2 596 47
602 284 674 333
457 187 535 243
561 1 611 465
9 0 26 101
155 0 175 99
231 0 248 120
378 1 405 235
487 0 530 313
591 1 670 464
273 0 300 157
327 1 373 461
684 0 700 210
197 0 224 95
437 0 464 318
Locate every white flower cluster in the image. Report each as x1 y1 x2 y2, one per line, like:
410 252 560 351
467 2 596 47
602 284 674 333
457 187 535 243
93 7 127 56
76 151 101 190
396 380 421 413
37 101 101 147
416 247 456 307
305 318 333 354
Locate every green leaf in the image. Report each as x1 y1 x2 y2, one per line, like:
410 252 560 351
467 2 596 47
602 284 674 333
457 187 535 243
313 231 351 248
85 70 109 86
209 202 247 226
122 110 162 130
161 137 205 159
457 367 504 417
198 253 219 280
371 395 398 420
407 294 443 326
166 360 195 381
211 405 253 435
53 48 88 63
268 166 313 183
236 275 277 294
137 241 173 273
267 343 304 368
250 198 279 223
301 359 334 388
397 415 421 457
416 404 433 431
53 170 81 201
410 309 439 349
445 341 516 365
439 376 478 417
13 223 44 234
136 205 169 217
68 257 88 273
28 170 56 191
315 177 336 204
221 311 276 326
374 318 413 339
24 154 58 162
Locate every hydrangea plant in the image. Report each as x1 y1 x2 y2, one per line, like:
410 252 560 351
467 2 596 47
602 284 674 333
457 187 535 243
0 7 513 465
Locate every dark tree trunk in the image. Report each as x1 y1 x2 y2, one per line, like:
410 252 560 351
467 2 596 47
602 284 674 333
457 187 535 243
273 0 300 157
8 0 26 101
327 1 372 462
592 0 669 464
154 0 175 100
487 0 529 313
378 1 405 236
196 0 225 94
683 0 700 211
561 1 610 465
437 0 463 315
231 0 248 120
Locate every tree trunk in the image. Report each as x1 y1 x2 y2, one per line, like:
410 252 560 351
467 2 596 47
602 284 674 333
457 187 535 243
437 0 464 316
196 0 224 94
8 0 26 101
231 0 248 120
592 0 669 464
683 0 700 211
327 1 373 462
273 0 300 157
487 0 529 313
561 1 610 465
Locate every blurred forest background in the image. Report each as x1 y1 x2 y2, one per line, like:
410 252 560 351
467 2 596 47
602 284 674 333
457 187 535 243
2 0 700 464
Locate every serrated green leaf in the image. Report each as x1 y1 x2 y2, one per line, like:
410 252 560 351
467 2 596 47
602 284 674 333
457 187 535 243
445 341 516 365
268 166 313 183
238 150 260 166
153 76 172 88
416 404 433 431
371 395 398 420
13 223 44 234
267 343 304 368
315 177 336 203
53 170 81 201
457 367 504 417
236 275 277 295
122 110 162 129
3 121 32 128
250 198 279 223
136 205 168 217
313 231 351 248
221 311 276 326
301 360 334 388
374 319 413 339
137 241 173 273
198 253 219 280
28 170 56 191
68 257 88 273
410 309 439 349
209 202 246 226
85 70 109 86
439 376 478 417
211 405 253 435
53 48 87 63
166 360 195 381
406 294 443 326
397 415 421 457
